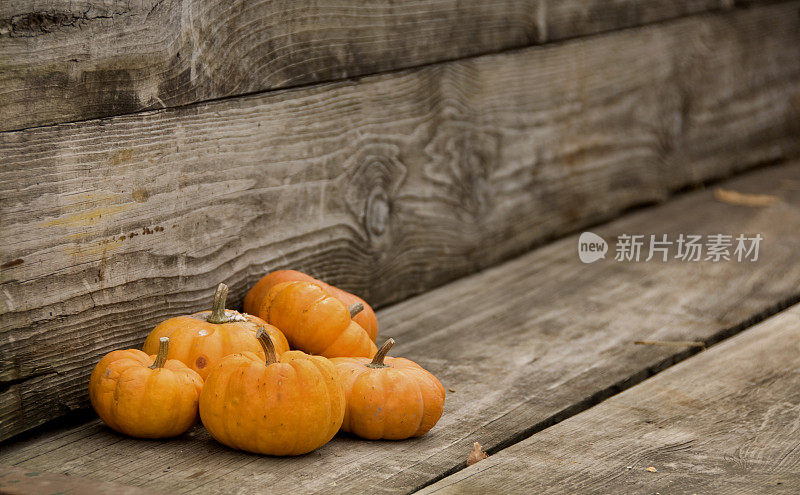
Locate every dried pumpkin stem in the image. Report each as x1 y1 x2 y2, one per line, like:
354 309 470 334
256 328 279 366
367 338 394 368
149 337 169 369
348 302 364 318
207 283 231 324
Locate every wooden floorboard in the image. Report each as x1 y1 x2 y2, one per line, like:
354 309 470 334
2 161 800 493
419 304 800 494
0 0 729 131
0 464 155 495
3 3 800 440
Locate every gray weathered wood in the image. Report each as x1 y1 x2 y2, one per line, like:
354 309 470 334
2 161 800 493
419 305 800 494
2 2 800 441
0 464 158 495
0 0 730 132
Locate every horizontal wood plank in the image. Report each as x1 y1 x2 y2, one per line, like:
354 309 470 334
0 0 729 132
2 161 800 493
2 2 800 440
419 305 800 494
0 464 157 495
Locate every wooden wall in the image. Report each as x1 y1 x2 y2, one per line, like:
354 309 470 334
1 0 731 131
1 0 800 440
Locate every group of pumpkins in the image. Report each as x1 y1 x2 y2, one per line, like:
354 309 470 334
88 271 445 456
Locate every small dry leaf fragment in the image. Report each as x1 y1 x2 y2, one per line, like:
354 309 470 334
467 442 489 466
646 466 658 473
714 188 779 207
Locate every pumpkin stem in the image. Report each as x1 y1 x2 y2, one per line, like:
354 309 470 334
256 328 279 366
348 302 364 319
149 337 170 369
367 338 394 368
207 283 231 324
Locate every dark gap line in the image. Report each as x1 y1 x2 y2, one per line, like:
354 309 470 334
408 259 800 492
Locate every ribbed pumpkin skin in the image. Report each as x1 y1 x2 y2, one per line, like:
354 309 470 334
142 311 289 380
244 270 378 342
199 350 345 456
256 281 377 358
89 349 203 438
331 356 445 440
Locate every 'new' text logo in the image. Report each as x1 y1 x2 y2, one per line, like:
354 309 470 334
578 232 608 263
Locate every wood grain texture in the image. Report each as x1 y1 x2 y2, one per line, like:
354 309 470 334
0 0 731 132
2 162 800 493
0 464 158 495
2 2 800 440
419 305 800 495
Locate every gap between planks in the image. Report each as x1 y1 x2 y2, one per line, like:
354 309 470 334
412 285 800 493
418 303 800 494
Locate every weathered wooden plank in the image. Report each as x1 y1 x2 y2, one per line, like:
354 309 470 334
0 464 157 495
0 0 730 132
419 305 800 495
544 0 729 40
2 3 800 441
2 162 800 493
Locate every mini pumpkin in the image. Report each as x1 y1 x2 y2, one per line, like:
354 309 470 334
244 270 378 342
89 337 203 438
253 280 377 358
331 338 445 440
199 329 346 456
142 283 289 379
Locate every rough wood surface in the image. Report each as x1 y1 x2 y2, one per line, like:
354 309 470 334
2 162 800 493
419 305 800 494
0 0 729 132
0 464 157 495
2 3 800 441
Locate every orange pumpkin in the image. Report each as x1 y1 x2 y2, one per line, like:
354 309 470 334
331 339 445 440
244 270 378 342
199 329 346 456
89 337 203 438
253 280 377 358
142 283 289 379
